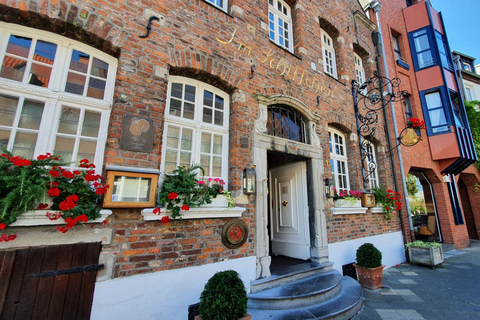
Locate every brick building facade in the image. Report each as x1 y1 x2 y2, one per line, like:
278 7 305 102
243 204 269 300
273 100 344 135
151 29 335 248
0 0 409 318
363 0 480 250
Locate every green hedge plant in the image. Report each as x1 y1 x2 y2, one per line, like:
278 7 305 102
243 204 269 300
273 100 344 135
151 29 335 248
198 270 247 320
356 243 382 268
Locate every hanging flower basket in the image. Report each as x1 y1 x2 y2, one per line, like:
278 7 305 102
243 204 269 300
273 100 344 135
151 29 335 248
407 117 427 130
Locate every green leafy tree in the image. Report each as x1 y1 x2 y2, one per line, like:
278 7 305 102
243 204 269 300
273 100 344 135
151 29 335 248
406 174 418 196
464 100 480 192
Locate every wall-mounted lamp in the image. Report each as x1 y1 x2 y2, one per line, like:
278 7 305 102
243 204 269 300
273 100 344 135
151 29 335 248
243 167 256 194
325 179 334 198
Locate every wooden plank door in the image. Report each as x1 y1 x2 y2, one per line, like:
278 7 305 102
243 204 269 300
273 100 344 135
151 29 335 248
0 242 102 320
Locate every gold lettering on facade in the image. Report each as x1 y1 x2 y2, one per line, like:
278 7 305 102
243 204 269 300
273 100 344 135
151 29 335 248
215 23 237 44
237 41 252 56
215 26 334 98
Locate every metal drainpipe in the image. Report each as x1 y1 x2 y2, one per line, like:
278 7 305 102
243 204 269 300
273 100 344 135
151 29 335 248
370 1 415 241
453 55 466 100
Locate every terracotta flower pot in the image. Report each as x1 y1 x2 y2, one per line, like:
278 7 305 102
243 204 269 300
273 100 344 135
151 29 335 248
354 264 385 290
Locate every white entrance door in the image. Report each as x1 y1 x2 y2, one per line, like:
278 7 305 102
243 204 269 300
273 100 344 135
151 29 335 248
269 161 310 260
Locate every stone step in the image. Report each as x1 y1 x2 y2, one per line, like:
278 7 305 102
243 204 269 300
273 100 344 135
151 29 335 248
250 261 334 293
248 270 342 310
247 276 363 320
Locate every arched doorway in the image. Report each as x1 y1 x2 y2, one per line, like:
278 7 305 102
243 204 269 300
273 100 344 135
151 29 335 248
253 95 328 279
408 171 442 242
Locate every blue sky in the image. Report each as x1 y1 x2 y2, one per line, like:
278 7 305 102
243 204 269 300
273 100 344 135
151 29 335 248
430 0 480 63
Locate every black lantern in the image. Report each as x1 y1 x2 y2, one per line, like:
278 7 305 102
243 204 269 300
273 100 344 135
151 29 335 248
243 168 256 195
325 179 334 198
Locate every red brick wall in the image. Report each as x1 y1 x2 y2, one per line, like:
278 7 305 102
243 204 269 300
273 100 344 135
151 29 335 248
1 0 401 277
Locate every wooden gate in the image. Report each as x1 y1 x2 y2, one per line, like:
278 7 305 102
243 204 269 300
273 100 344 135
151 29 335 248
0 242 102 320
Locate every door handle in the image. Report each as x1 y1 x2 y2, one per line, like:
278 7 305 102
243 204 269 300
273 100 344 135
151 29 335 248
282 200 288 207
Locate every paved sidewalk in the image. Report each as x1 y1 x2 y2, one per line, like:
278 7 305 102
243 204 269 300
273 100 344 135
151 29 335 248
355 240 480 320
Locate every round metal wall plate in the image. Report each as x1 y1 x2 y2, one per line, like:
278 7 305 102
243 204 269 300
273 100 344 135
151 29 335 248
221 218 248 249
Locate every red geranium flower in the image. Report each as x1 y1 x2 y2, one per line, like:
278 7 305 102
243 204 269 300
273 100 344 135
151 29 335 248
181 204 189 211
47 188 61 197
168 192 178 200
0 222 6 230
153 207 161 215
13 158 31 166
49 170 60 178
61 171 75 179
160 215 170 223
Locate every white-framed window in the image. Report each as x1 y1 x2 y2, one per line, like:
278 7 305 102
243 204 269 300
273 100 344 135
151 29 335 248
329 127 349 191
392 34 402 61
465 86 473 101
162 76 229 184
354 53 366 95
205 0 228 12
0 23 117 172
268 0 294 52
322 30 336 78
363 141 379 188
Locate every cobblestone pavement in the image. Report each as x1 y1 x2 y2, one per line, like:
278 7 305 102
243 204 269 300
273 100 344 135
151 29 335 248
355 240 480 320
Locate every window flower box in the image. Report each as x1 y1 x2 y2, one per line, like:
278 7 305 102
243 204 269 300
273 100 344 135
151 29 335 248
332 199 367 215
10 210 112 227
334 199 362 208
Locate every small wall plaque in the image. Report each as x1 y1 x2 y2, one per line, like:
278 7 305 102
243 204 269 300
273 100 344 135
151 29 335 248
119 115 154 152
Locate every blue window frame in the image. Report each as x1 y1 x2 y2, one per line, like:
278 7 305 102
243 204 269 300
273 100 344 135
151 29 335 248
446 174 464 225
450 91 466 128
409 27 436 71
435 31 453 70
420 87 451 135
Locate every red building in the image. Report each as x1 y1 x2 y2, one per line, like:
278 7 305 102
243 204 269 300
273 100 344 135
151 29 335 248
363 0 480 249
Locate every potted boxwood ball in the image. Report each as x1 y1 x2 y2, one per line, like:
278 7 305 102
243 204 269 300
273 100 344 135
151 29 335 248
197 270 251 320
354 243 385 290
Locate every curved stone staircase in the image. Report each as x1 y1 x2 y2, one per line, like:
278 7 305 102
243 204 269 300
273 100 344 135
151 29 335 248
247 262 363 320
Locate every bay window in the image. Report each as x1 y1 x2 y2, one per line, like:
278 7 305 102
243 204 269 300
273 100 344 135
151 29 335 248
422 90 449 134
410 28 435 70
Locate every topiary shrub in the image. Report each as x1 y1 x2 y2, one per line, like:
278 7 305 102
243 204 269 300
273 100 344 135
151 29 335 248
356 243 382 268
198 270 247 320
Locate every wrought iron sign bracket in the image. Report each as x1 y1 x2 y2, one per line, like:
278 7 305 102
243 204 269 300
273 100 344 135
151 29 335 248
352 71 408 188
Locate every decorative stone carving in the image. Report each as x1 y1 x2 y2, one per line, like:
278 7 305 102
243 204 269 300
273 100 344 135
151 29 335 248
255 104 268 133
310 122 321 147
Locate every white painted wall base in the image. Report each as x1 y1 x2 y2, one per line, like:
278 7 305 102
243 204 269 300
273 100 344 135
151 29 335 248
91 256 256 320
328 232 405 274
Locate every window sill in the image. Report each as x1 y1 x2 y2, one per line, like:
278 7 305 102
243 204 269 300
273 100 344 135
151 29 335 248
10 209 112 227
268 39 302 60
332 207 368 215
142 206 246 221
200 0 234 18
370 206 385 214
332 199 368 215
396 59 410 70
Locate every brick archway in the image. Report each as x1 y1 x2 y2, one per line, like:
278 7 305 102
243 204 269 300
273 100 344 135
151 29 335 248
0 4 120 57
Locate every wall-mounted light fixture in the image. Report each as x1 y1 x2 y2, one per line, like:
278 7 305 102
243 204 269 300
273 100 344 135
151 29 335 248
243 167 256 194
325 179 334 198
